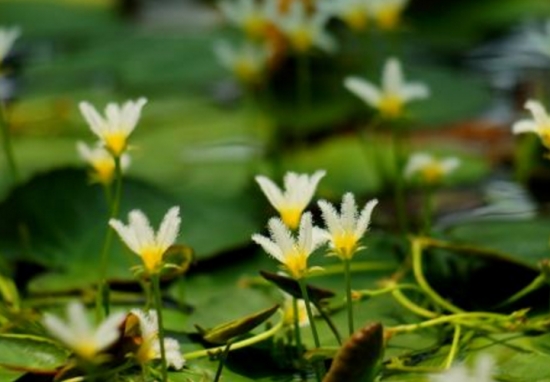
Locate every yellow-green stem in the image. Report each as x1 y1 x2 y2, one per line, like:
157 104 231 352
391 289 437 319
0 102 19 185
343 259 354 336
444 324 461 369
152 274 168 382
387 312 509 334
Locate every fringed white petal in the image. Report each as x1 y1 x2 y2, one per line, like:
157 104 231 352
156 206 181 250
344 76 382 107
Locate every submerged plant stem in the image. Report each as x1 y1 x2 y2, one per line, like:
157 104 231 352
152 274 168 382
0 102 19 185
344 259 354 336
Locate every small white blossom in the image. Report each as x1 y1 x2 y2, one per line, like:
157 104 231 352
0 27 20 64
42 302 125 360
252 212 327 279
274 1 336 53
344 57 429 118
219 0 277 40
318 194 378 260
79 98 147 157
512 99 550 149
109 207 181 273
214 40 269 84
255 170 325 229
320 0 371 31
77 141 130 185
281 292 316 327
430 355 496 382
404 152 460 184
370 0 408 30
130 309 185 370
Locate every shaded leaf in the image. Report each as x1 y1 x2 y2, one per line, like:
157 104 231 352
0 334 69 372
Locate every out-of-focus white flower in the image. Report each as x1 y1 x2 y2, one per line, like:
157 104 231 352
219 0 277 40
281 292 317 327
0 27 20 64
252 212 327 279
214 40 269 84
255 170 325 229
77 141 130 185
370 0 408 30
404 152 460 184
512 99 550 149
274 1 336 53
42 301 125 360
318 194 378 260
130 309 185 370
109 207 181 273
79 98 147 157
429 355 496 382
344 57 429 119
320 0 371 31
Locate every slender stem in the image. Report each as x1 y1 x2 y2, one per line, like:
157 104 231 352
293 297 303 353
495 274 547 308
390 126 407 233
343 259 354 336
411 238 464 314
0 102 19 185
422 187 433 236
391 289 437 319
152 274 168 382
312 261 395 277
387 312 509 334
110 156 123 217
298 278 323 381
184 310 284 360
314 302 342 345
297 53 311 117
444 324 461 369
213 341 232 382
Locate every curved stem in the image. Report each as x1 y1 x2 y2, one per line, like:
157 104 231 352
496 274 547 308
184 310 284 360
386 312 510 334
444 324 461 369
391 289 437 319
152 274 168 382
0 102 19 185
344 259 354 336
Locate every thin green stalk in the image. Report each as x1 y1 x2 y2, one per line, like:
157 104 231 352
0 102 19 185
390 126 407 233
387 312 509 334
496 274 546 308
293 297 303 353
152 274 168 382
213 341 232 382
298 278 324 381
422 187 433 236
444 324 461 369
344 259 354 336
391 289 437 319
314 303 342 345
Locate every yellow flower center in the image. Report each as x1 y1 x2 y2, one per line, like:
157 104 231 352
243 14 268 40
279 207 303 230
331 232 359 260
343 8 368 31
538 127 550 149
140 246 165 272
103 131 128 157
284 249 308 279
91 157 116 185
420 163 445 184
74 340 99 360
375 5 402 30
283 301 308 326
290 27 313 52
378 93 403 119
234 58 260 84
136 335 157 364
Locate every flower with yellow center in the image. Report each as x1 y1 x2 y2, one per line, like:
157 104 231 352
79 98 147 157
42 301 125 361
318 193 378 260
219 0 277 40
512 100 550 149
429 355 495 382
275 1 336 53
404 153 460 185
344 57 429 119
320 0 371 31
76 141 130 185
370 0 408 30
109 207 181 273
129 309 185 370
255 170 326 229
214 40 269 85
252 212 327 279
281 292 316 327
0 27 20 72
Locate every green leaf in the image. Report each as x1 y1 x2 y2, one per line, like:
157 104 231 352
0 334 69 372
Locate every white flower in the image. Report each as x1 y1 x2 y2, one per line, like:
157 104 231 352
512 99 550 149
320 0 371 31
404 152 460 184
219 0 277 40
0 27 20 64
255 170 325 229
130 309 185 370
318 194 378 260
274 1 336 53
252 212 327 279
370 0 408 30
77 141 131 185
344 57 429 118
281 291 316 327
79 98 147 157
109 207 181 273
42 301 125 360
429 355 496 382
214 40 269 84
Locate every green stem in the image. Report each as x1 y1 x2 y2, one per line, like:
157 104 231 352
0 102 19 185
297 53 311 117
184 310 284 360
391 289 437 319
314 302 342 345
312 261 395 277
495 274 547 308
152 274 168 382
422 187 433 236
293 297 303 353
444 324 461 369
213 341 232 382
298 278 323 381
411 238 464 314
344 259 354 336
387 312 509 334
390 126 407 233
